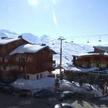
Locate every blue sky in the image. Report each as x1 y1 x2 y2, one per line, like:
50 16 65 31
0 0 108 44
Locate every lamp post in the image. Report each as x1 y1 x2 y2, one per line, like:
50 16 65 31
58 37 65 80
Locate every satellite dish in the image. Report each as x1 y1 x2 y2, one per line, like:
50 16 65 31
21 33 40 44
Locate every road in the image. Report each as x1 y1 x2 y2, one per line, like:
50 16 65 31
0 93 108 108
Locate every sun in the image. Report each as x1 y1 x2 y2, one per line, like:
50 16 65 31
27 0 39 6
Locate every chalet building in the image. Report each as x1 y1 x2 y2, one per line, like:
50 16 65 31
64 46 108 83
73 46 108 68
0 37 28 56
0 35 56 81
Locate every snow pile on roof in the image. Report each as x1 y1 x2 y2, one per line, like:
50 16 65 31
0 38 20 45
10 44 46 55
0 29 19 45
75 52 108 56
21 33 41 44
11 77 55 90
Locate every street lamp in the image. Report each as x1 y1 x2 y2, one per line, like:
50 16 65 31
58 37 65 80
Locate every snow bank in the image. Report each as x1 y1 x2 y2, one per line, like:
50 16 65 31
11 77 55 91
59 80 103 97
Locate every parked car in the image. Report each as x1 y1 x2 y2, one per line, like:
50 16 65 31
33 89 55 98
54 103 73 108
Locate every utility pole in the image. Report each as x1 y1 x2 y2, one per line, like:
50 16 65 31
58 37 65 80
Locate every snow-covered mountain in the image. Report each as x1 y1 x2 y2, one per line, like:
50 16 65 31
0 30 94 68
40 35 94 68
0 29 18 38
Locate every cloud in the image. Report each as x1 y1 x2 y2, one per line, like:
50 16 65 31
27 0 39 6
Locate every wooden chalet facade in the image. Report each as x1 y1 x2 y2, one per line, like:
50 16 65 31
73 46 108 68
64 46 108 84
0 35 56 81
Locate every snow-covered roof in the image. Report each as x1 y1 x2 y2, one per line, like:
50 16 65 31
94 46 108 53
0 38 20 45
0 32 41 45
74 52 108 56
9 44 47 55
65 67 99 72
21 33 40 44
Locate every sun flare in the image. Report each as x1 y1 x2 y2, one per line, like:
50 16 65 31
27 0 39 6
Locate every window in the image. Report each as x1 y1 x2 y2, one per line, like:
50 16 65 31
101 64 107 68
20 66 24 71
4 58 8 63
0 57 3 62
16 55 27 64
37 74 39 79
40 74 42 78
26 75 29 79
16 56 20 62
27 56 32 62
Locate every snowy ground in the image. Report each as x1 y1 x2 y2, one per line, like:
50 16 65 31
11 77 108 101
59 79 103 98
1 74 108 108
12 77 101 97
